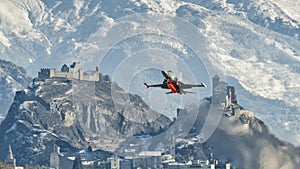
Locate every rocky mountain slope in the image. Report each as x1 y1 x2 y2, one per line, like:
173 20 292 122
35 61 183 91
0 77 171 166
175 3 300 145
176 99 300 169
0 59 31 123
0 0 299 145
0 71 298 168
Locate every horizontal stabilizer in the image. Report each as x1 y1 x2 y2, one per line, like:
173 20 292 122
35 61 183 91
184 91 195 94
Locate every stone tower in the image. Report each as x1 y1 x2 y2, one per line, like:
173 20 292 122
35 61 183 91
227 86 237 105
211 75 228 104
212 74 220 97
50 145 60 169
5 145 16 166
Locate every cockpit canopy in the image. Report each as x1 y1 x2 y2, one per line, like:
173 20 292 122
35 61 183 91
167 70 178 82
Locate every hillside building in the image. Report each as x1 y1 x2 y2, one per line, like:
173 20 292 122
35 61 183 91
38 62 99 81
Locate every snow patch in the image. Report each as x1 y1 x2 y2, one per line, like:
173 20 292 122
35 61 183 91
272 0 300 23
19 101 37 111
73 0 84 17
5 123 17 134
139 0 186 14
0 31 11 47
65 88 74 95
5 75 14 84
28 58 34 64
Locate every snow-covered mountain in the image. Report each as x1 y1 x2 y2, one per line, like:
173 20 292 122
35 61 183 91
0 0 299 145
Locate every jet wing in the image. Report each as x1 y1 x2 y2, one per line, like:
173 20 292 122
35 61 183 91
180 82 206 89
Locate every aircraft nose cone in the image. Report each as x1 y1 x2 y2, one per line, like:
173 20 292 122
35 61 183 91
162 71 168 78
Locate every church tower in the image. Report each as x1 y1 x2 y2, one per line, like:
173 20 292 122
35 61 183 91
50 145 60 169
5 145 16 166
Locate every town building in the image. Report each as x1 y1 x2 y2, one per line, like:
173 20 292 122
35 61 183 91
161 152 232 169
135 151 162 169
47 139 232 168
107 157 132 169
49 144 74 169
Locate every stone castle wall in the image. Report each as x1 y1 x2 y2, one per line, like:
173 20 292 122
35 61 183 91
38 62 99 82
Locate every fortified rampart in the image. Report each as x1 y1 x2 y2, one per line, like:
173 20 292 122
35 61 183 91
38 62 99 82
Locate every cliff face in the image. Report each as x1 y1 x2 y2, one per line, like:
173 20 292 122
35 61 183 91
176 99 300 169
0 78 171 166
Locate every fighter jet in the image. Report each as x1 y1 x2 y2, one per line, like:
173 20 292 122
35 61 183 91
144 70 206 94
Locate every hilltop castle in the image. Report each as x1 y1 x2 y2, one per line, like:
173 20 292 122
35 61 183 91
38 62 99 82
212 75 240 116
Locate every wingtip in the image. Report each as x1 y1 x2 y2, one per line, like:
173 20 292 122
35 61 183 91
144 83 150 89
201 82 207 87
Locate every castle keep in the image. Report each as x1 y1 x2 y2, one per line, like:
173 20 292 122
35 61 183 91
212 75 240 116
38 62 99 81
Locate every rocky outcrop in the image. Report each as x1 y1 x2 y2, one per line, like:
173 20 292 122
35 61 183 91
176 99 300 169
0 78 171 166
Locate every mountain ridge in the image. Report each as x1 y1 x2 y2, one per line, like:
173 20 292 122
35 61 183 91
0 77 171 166
0 0 299 146
0 59 32 123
